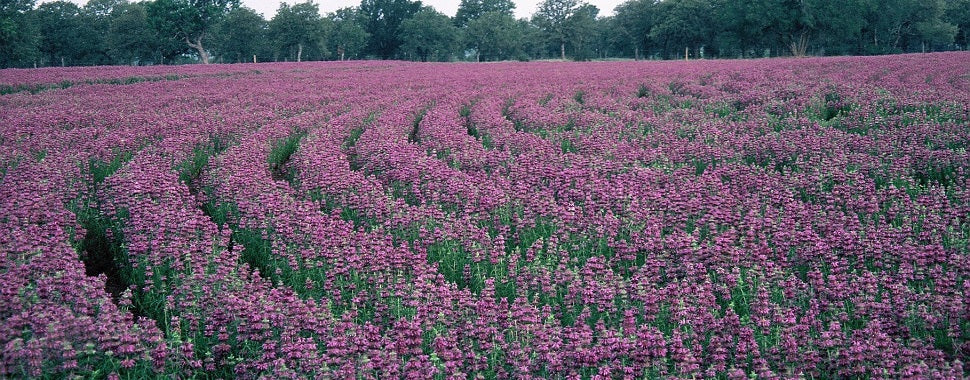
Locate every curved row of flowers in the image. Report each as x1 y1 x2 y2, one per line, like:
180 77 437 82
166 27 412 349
1 53 967 378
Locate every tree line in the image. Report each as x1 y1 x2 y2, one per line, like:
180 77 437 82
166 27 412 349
1 0 968 68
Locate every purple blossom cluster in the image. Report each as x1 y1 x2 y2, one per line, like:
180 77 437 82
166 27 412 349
1 53 968 378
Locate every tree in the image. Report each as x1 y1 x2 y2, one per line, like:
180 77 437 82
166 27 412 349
84 0 125 18
454 0 514 27
35 1 104 66
147 0 238 63
327 7 369 60
212 6 267 62
515 18 544 60
648 0 715 59
912 0 957 51
0 0 40 67
358 0 422 58
465 11 521 61
799 0 868 55
597 16 630 58
108 1 160 64
859 0 918 54
82 0 124 64
946 0 970 49
567 3 599 60
269 1 327 62
532 0 583 59
613 0 657 59
399 7 459 61
714 0 782 57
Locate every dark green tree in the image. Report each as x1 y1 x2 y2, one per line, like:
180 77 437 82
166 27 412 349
357 0 422 58
714 0 781 57
213 6 267 62
269 1 327 62
567 3 599 60
327 7 369 60
84 0 125 18
0 0 39 67
399 7 460 61
613 0 657 59
465 11 521 61
946 0 970 48
147 0 239 63
531 0 583 59
35 1 105 66
596 16 630 57
107 1 161 64
912 0 958 51
517 18 544 60
809 0 870 55
82 0 125 64
648 0 716 59
859 0 918 53
453 0 514 27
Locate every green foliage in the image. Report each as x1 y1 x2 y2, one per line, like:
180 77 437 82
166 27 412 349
531 0 582 59
566 3 599 60
399 8 460 62
648 0 715 59
560 138 577 153
268 129 307 183
464 11 523 61
34 1 108 66
213 6 268 63
454 0 515 27
269 1 328 62
358 0 422 59
8 0 970 68
948 0 970 47
327 8 370 60
107 2 161 65
633 84 649 99
89 152 133 184
408 107 428 143
0 0 40 68
612 0 655 58
147 0 238 63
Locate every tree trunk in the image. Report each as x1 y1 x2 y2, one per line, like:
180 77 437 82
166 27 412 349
789 31 808 57
297 43 303 63
185 35 210 64
891 25 903 51
634 46 639 61
560 42 565 60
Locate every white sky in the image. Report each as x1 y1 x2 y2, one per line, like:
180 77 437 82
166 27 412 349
47 0 622 20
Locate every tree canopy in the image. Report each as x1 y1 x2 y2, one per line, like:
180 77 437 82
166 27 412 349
399 7 460 61
454 0 515 27
212 6 267 63
269 1 328 62
147 0 238 63
1 0 967 67
358 0 422 59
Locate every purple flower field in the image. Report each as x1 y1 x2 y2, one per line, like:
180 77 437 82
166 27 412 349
1 53 968 379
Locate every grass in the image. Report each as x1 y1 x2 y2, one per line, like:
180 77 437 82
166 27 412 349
268 129 307 183
408 106 430 144
0 74 192 96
